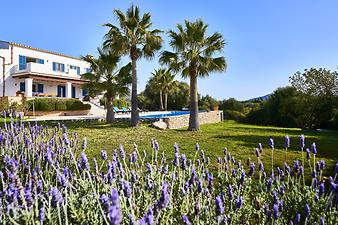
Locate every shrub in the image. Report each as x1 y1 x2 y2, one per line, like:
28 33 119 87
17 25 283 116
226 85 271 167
223 109 245 121
55 100 67 111
330 109 338 129
26 98 91 111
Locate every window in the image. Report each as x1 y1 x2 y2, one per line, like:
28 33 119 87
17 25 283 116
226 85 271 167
82 89 88 96
70 65 81 75
37 59 44 64
38 84 44 93
20 82 25 92
19 55 26 70
77 67 80 75
53 62 65 72
86 68 91 73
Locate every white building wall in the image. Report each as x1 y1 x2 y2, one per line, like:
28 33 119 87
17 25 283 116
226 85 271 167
0 42 90 97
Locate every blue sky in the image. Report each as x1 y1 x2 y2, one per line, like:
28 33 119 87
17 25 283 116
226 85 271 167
2 0 338 100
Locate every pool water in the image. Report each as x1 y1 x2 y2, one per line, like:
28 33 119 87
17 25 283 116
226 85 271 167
140 111 190 119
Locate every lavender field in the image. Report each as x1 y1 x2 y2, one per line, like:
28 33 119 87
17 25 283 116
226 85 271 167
0 115 338 224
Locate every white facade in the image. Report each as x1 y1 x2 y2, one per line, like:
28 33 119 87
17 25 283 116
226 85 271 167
0 41 90 98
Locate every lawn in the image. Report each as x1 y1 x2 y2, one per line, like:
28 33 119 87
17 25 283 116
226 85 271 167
43 120 338 176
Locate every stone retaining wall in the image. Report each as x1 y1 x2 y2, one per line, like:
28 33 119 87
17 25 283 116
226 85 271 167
163 110 223 129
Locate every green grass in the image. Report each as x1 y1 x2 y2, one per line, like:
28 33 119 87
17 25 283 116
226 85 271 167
44 120 338 177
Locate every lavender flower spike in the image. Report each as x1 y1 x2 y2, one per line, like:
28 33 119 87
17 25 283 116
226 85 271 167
300 134 305 148
284 135 290 148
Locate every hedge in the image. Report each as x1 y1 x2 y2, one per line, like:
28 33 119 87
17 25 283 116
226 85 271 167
26 98 91 111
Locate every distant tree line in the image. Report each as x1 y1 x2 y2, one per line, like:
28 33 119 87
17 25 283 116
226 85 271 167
220 68 338 130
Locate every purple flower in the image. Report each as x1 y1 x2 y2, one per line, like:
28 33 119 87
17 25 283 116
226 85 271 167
100 194 110 211
182 215 191 225
174 143 179 153
157 183 169 209
38 206 45 223
123 181 132 198
320 217 325 225
81 137 87 150
311 142 317 154
173 153 179 167
284 135 290 148
228 184 233 200
273 204 279 219
223 147 227 155
181 154 187 170
119 144 125 160
255 148 260 157
48 187 63 207
236 196 243 209
80 152 90 170
215 196 224 215
200 151 205 163
258 143 263 153
320 160 325 170
108 205 122 225
306 148 310 160
295 213 301 223
195 143 199 152
146 163 152 173
248 163 255 177
269 138 274 149
319 182 325 196
335 162 338 174
305 204 310 217
259 161 264 172
197 179 203 193
300 135 305 148
98 150 107 161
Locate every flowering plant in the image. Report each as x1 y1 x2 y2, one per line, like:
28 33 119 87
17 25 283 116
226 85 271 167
0 115 337 224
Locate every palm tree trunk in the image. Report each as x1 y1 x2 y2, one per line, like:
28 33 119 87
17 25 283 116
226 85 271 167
106 96 115 124
159 90 164 111
130 47 139 127
188 74 200 131
164 91 168 111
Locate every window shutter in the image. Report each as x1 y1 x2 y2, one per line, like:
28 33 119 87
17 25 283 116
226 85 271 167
53 62 56 71
77 67 80 75
61 64 65 72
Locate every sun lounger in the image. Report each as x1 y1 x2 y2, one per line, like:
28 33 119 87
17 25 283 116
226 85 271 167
122 107 130 113
113 107 123 113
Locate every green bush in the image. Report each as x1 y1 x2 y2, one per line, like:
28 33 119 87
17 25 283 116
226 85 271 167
26 98 91 111
223 110 245 122
330 109 338 129
55 100 67 111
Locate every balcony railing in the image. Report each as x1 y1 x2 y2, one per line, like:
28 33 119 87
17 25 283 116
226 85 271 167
11 62 81 77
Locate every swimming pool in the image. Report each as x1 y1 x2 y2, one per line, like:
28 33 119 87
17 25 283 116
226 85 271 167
140 111 190 119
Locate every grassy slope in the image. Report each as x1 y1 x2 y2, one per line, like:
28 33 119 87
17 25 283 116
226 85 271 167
55 120 338 176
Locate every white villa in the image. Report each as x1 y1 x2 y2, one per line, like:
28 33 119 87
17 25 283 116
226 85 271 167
0 41 90 99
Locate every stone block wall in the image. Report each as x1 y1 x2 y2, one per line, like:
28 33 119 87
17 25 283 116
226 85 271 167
164 110 223 129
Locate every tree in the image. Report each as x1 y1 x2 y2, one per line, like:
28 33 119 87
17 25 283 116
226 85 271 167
138 81 189 111
160 19 227 131
103 5 163 127
81 49 132 123
149 69 178 111
290 68 338 129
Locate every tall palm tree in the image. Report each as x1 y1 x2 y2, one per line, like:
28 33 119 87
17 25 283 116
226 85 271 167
149 69 165 110
81 48 132 123
149 69 178 111
103 5 163 126
160 19 227 131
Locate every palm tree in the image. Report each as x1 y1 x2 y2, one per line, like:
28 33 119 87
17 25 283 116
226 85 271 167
149 69 178 111
149 69 165 110
103 5 163 126
160 19 227 131
161 70 178 111
81 48 132 123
